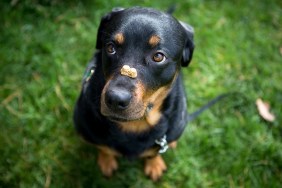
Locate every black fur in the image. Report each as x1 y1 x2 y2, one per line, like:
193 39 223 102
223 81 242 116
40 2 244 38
73 7 194 158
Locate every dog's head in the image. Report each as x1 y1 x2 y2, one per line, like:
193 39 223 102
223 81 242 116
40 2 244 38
97 7 194 124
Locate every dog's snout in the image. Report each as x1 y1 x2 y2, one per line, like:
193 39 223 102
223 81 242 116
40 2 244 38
105 88 132 110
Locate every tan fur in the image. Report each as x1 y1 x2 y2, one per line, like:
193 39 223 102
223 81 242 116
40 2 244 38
114 33 125 45
169 141 177 149
139 148 159 158
144 86 171 126
97 150 118 177
96 145 121 156
117 82 173 133
102 73 178 134
100 75 114 115
118 119 150 133
143 73 179 126
148 35 161 47
117 83 170 133
96 145 120 177
144 155 167 181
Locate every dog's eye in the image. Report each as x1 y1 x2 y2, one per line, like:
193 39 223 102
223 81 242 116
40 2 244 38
106 43 116 54
152 52 166 63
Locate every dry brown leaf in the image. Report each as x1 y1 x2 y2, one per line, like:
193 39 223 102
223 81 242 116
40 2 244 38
256 98 275 122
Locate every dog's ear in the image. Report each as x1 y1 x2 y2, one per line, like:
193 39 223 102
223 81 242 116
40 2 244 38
179 21 195 67
96 8 125 49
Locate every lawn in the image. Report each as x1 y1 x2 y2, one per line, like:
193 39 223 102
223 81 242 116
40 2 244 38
0 0 281 187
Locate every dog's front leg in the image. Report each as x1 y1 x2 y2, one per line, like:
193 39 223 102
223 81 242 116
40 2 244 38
97 149 118 177
144 154 167 181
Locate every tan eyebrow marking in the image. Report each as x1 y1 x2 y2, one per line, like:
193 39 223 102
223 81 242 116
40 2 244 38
114 33 125 45
148 35 161 47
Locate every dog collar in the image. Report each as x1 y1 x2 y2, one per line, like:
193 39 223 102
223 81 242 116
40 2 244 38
155 135 169 154
84 68 95 82
82 60 97 93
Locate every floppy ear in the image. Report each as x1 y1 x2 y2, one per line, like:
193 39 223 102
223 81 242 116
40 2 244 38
179 21 195 67
96 7 125 49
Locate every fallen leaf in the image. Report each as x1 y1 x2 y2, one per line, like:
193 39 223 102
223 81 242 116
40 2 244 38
256 98 275 122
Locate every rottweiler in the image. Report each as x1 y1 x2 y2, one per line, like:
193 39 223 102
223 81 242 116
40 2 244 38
73 7 194 181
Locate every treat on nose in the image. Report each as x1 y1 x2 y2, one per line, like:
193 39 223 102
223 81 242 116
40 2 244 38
105 87 132 110
120 65 137 78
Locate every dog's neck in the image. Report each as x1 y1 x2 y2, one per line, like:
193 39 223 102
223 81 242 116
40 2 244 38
117 119 152 133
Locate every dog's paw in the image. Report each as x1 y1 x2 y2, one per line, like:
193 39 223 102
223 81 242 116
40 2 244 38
169 141 177 149
97 152 118 177
144 155 167 181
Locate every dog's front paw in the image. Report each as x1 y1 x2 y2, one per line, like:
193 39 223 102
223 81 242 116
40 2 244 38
98 151 118 177
144 155 167 181
169 141 178 149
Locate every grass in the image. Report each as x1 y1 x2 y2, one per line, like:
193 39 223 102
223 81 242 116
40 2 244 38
0 0 281 187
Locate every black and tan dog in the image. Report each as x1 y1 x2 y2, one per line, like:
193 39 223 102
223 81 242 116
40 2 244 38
73 7 194 181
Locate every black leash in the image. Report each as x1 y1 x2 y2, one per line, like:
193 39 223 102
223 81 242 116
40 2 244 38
187 93 239 122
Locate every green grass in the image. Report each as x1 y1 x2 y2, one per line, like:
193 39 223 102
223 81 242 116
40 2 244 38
1 0 281 187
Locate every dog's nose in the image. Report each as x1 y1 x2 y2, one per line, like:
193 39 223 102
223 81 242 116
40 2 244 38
105 88 132 110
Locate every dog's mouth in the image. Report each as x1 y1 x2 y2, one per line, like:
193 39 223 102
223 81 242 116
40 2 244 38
102 105 147 123
107 115 145 123
102 103 153 123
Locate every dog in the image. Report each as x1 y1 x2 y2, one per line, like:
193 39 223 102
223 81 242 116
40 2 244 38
73 7 194 181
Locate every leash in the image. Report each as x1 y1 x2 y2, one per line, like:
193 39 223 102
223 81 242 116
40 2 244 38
187 92 242 122
155 92 241 154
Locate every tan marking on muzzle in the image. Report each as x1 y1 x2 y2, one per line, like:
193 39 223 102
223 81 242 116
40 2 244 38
120 65 137 78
